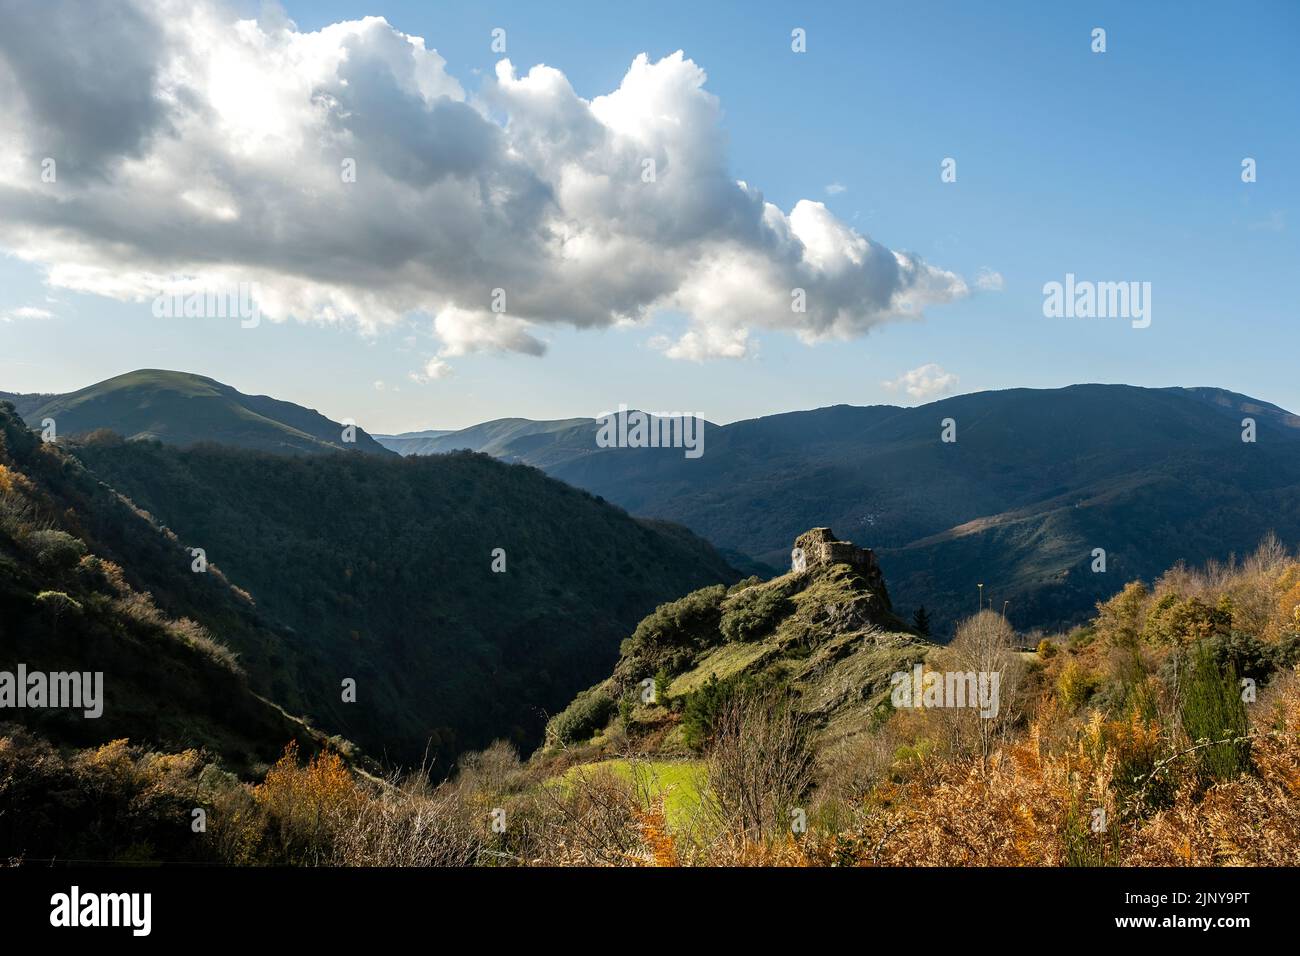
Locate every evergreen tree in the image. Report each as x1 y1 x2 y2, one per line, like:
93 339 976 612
912 605 931 637
1180 641 1249 783
653 668 671 705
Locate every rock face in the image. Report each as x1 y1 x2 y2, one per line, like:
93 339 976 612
792 527 891 610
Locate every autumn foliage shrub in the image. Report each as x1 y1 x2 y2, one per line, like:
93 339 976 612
0 729 224 864
248 741 363 865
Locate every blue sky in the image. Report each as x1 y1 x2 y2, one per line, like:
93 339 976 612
1 0 1296 432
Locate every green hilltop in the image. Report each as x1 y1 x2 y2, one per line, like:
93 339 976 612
6 369 392 456
545 528 932 757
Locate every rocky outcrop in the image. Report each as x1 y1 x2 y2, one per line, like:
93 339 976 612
791 527 891 610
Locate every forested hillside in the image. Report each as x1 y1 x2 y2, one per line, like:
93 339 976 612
0 402 335 777
70 430 739 765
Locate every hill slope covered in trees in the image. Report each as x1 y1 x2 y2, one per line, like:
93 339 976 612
65 426 739 766
0 403 339 778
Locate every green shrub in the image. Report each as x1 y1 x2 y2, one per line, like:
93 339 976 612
1094 581 1147 648
1142 594 1229 647
682 675 731 751
26 529 88 572
681 669 790 751
720 585 791 643
911 606 932 637
1275 631 1300 670
653 668 671 705
621 585 727 669
1057 660 1101 710
35 590 83 616
548 687 617 745
1201 630 1275 685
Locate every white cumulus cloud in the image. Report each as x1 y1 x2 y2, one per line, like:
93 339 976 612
0 0 970 373
408 357 453 383
883 363 960 401
649 326 752 361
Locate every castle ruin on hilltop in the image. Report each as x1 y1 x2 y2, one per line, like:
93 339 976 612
791 527 891 609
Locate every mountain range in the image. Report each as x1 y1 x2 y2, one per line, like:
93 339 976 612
10 369 1300 638
381 385 1300 635
376 418 592 458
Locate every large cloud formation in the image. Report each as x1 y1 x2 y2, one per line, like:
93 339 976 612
0 1 969 364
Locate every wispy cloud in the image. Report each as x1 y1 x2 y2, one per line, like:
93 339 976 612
1 306 54 322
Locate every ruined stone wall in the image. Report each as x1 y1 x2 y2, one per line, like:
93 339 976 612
824 541 870 567
791 527 891 610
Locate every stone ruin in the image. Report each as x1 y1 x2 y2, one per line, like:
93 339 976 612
791 527 873 572
791 527 891 609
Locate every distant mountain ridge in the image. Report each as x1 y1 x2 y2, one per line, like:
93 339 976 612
375 417 591 458
380 384 1300 636
1 369 392 456
373 428 454 455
